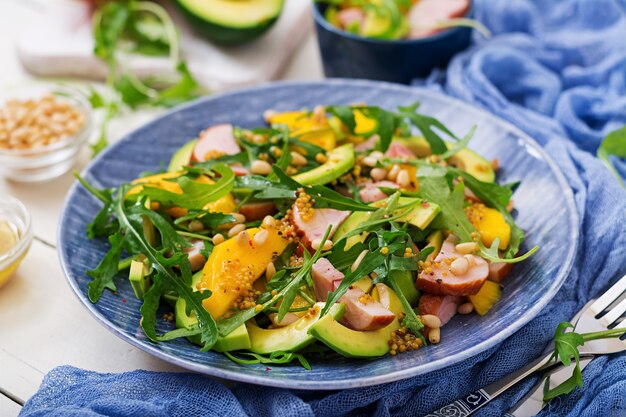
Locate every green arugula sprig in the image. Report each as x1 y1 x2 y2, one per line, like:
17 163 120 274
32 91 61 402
597 126 626 188
90 0 203 155
76 174 219 351
224 351 312 370
544 322 626 401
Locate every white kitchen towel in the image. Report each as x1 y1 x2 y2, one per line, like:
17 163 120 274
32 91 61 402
18 0 312 92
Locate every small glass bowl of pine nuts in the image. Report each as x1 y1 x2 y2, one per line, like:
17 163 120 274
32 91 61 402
0 88 92 182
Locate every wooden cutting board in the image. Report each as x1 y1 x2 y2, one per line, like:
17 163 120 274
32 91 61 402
17 0 312 92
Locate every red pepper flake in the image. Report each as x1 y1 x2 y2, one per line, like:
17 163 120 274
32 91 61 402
121 298 127 303
265 367 272 372
421 202 430 208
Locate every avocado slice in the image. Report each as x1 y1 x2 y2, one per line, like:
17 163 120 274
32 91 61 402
361 6 405 40
308 285 405 358
394 137 495 183
176 0 284 44
246 302 345 354
129 256 151 300
292 144 355 186
332 211 370 250
424 230 443 261
167 139 197 172
333 197 441 247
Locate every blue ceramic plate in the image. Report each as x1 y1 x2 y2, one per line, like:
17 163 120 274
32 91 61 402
58 80 578 390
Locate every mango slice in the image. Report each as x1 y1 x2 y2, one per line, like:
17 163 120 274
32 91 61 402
127 171 237 215
465 203 511 250
468 280 502 316
268 111 336 151
198 227 289 319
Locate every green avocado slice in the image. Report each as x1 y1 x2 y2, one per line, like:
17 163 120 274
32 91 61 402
167 139 197 173
292 144 355 186
308 285 405 358
333 197 441 249
176 0 284 44
246 302 345 354
394 137 496 183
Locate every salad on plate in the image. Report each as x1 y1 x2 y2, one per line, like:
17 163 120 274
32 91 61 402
79 102 537 368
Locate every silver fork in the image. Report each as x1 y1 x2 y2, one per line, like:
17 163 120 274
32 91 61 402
424 273 626 417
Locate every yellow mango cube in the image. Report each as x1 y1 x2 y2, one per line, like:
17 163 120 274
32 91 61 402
465 203 511 250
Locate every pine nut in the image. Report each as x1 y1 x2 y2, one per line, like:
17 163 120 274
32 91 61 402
458 302 474 315
455 242 478 254
290 151 308 166
428 327 441 344
212 233 225 245
396 169 411 188
370 151 383 160
311 238 333 251
450 257 469 275
266 261 276 280
235 230 249 245
231 213 246 224
362 156 377 167
263 110 276 122
251 160 272 175
188 220 205 232
463 254 475 266
227 223 246 238
351 250 369 272
262 215 275 228
421 314 441 329
253 229 269 246
370 167 387 181
387 164 400 181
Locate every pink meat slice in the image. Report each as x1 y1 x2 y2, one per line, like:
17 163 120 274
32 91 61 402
184 240 207 272
385 141 416 159
418 294 463 326
488 261 514 283
416 235 489 296
311 258 344 302
238 201 276 222
291 203 350 249
354 135 379 152
192 124 241 162
408 0 471 38
359 181 399 203
340 287 396 331
337 7 365 30
268 312 301 328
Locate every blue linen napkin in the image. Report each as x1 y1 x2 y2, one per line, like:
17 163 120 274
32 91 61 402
20 0 626 416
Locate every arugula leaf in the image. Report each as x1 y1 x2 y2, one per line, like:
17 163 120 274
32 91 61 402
326 240 369 272
87 231 126 302
439 125 476 159
155 62 201 107
597 126 626 188
139 272 164 341
321 249 385 316
173 210 235 230
400 112 452 155
327 105 356 132
277 226 332 322
418 176 475 242
156 325 202 342
113 189 218 350
224 351 312 370
139 164 234 210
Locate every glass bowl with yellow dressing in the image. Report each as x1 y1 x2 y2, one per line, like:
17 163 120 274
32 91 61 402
0 195 32 288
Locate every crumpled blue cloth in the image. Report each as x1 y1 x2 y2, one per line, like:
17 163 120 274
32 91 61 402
20 1 626 416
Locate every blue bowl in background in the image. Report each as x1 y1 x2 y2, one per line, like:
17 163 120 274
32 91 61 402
313 3 473 83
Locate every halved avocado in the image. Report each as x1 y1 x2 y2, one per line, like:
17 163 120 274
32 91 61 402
308 285 404 358
167 139 196 172
394 137 496 183
129 256 151 300
292 144 355 186
246 302 344 354
176 0 284 44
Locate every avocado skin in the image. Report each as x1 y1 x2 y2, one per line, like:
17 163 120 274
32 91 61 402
175 0 281 45
293 143 355 186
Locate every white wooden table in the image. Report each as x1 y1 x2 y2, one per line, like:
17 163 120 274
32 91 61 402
0 1 323 415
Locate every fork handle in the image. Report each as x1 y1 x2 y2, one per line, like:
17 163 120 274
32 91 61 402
424 352 555 417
